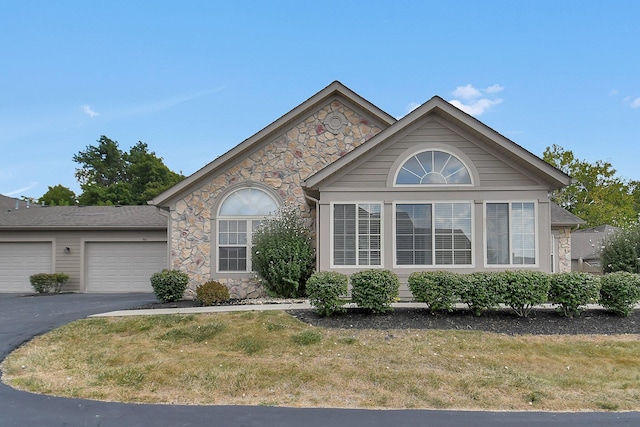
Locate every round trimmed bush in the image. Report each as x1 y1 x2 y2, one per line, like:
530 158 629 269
196 280 230 306
499 270 550 318
408 271 462 313
306 271 349 317
548 272 600 317
30 273 54 293
459 271 506 316
599 271 640 316
150 269 189 303
350 269 399 314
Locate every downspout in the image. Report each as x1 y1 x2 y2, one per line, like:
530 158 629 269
304 193 320 271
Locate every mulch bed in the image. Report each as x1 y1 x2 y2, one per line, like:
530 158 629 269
133 300 639 336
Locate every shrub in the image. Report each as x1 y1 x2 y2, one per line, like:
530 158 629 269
408 271 462 313
548 272 601 317
600 224 640 274
499 270 550 317
195 280 230 306
251 204 315 298
29 273 54 293
306 271 349 317
52 272 69 293
459 271 506 316
350 269 399 314
599 271 640 316
150 269 189 303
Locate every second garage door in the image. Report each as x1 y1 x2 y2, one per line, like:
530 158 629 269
85 241 167 292
0 242 52 292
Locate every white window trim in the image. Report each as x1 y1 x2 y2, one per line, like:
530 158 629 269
392 200 475 269
483 200 539 268
330 201 384 269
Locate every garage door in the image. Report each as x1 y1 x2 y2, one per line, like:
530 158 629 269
85 242 167 292
0 242 52 292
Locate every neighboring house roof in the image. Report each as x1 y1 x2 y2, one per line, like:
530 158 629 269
0 205 168 230
0 194 43 211
571 224 619 261
550 202 586 227
149 81 397 206
304 95 573 190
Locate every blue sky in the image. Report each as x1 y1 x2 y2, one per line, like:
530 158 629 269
2 0 639 199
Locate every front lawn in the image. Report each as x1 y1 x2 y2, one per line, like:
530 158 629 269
2 310 638 411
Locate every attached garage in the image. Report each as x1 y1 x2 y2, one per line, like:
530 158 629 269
0 242 52 292
85 241 167 292
0 197 168 293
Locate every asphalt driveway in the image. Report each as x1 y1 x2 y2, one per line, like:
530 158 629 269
0 293 638 427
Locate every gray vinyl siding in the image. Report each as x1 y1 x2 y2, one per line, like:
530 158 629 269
332 119 540 189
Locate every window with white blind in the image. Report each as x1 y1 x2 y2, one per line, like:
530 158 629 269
217 188 278 272
395 202 472 266
486 202 536 265
333 203 382 266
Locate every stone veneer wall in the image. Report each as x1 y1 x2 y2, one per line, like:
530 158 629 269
171 100 384 298
554 227 572 273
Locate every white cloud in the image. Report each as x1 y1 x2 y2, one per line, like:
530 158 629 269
631 97 640 109
452 84 482 101
448 83 504 116
4 183 38 197
82 104 99 118
609 89 619 96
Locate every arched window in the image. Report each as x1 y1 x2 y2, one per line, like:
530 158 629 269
396 150 471 185
217 188 278 272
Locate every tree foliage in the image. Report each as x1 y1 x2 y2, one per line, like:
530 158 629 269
38 185 77 206
72 136 184 205
600 223 640 274
543 144 636 228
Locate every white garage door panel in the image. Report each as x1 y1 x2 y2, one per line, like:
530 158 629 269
86 242 167 292
0 242 52 292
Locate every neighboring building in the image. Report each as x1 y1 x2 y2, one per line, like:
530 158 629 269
0 202 167 293
150 81 584 299
571 225 619 274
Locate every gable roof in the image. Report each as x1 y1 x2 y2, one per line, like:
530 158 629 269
0 205 167 230
571 224 619 260
304 96 573 190
550 202 586 227
149 81 397 206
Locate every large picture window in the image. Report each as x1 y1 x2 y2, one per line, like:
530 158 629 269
396 203 472 266
486 202 536 265
217 188 278 272
333 203 381 266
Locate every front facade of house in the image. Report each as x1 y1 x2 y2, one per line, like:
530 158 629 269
151 81 581 299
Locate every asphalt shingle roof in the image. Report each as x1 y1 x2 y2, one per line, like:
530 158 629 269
0 205 168 229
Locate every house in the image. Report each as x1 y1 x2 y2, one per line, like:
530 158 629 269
0 201 167 293
150 81 584 299
571 224 619 274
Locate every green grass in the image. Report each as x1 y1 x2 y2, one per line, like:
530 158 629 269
2 310 639 410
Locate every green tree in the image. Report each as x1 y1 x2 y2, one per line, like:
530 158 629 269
73 136 184 205
543 144 636 228
38 185 77 206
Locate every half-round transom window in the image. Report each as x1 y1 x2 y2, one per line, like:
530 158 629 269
396 150 471 185
219 188 278 216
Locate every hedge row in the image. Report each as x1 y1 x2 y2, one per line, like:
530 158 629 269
307 270 640 318
29 273 69 293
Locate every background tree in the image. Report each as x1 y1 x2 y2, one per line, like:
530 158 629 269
543 144 636 228
73 136 184 205
38 185 77 206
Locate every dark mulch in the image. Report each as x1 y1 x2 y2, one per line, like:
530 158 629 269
133 300 639 336
289 307 640 336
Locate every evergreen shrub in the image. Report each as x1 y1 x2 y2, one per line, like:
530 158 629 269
548 272 601 317
408 270 462 313
499 270 550 317
599 271 640 316
350 269 399 314
306 271 349 317
150 269 189 303
459 271 506 316
196 280 230 306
